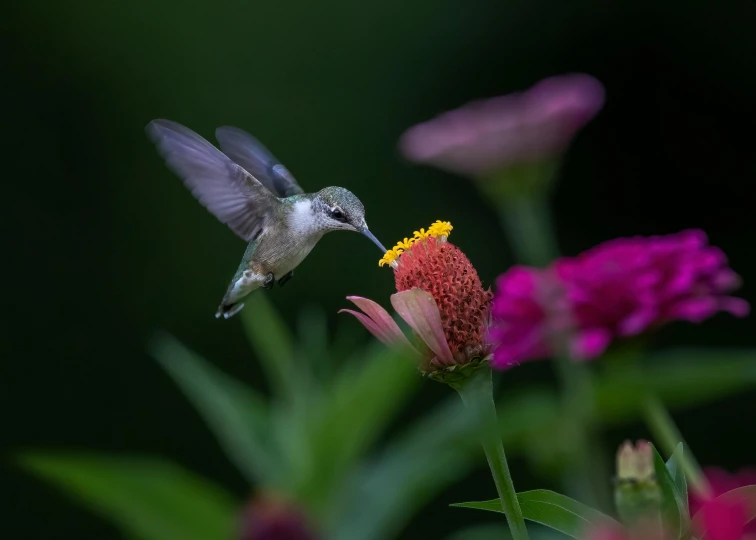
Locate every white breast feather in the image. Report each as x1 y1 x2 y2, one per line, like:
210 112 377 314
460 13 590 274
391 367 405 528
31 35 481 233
289 199 319 236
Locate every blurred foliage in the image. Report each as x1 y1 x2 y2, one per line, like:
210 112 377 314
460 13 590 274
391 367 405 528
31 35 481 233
22 296 483 540
19 292 756 538
453 490 618 539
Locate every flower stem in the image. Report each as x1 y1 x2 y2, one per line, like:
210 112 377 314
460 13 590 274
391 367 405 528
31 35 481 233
500 194 559 268
554 356 612 510
453 366 530 540
641 394 711 497
495 183 607 507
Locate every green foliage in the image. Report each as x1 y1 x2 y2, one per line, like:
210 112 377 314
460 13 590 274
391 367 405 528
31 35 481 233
153 296 422 519
446 522 569 540
650 444 690 539
666 444 689 517
241 294 302 405
19 454 236 540
18 273 756 540
595 349 756 424
452 490 619 539
150 332 279 486
330 396 480 540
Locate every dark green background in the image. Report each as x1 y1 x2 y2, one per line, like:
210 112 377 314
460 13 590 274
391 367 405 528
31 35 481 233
5 0 756 538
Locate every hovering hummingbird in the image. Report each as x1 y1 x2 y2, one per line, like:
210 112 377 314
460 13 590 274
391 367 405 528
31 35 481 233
146 119 387 319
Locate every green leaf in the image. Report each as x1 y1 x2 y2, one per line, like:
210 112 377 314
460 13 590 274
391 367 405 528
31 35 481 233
20 453 237 540
297 345 419 513
330 388 563 540
595 349 756 424
452 490 619 539
651 444 688 538
330 395 480 540
691 485 756 536
297 304 332 385
666 443 689 516
150 332 278 486
240 293 305 405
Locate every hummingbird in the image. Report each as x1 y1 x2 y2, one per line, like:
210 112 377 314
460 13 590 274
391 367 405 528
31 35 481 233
146 119 387 319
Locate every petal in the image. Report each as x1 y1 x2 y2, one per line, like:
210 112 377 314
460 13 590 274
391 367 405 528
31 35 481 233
342 296 418 353
720 297 750 318
701 497 748 540
390 288 454 365
618 305 658 336
570 328 612 360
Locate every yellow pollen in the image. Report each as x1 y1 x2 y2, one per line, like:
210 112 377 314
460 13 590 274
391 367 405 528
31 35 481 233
377 220 453 267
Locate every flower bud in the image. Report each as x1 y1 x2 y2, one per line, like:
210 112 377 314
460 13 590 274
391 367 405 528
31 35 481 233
614 440 661 525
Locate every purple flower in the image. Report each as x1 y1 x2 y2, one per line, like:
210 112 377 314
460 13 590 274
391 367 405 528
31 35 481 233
399 73 605 177
490 230 749 369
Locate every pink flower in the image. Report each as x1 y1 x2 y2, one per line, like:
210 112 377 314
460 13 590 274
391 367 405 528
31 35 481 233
488 266 556 367
699 496 750 540
690 468 756 538
239 495 318 540
399 73 605 177
490 230 749 369
340 221 493 374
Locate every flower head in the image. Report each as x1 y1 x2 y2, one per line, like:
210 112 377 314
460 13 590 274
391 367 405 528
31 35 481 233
239 494 317 540
616 440 655 483
399 73 605 177
490 230 749 369
342 220 493 377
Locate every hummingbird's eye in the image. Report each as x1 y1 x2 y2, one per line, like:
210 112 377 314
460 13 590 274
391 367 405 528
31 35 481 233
330 207 347 222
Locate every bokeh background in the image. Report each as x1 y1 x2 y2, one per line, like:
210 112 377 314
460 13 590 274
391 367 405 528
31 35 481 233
5 0 756 538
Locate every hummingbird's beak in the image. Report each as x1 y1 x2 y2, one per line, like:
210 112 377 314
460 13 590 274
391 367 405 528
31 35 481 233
361 226 388 253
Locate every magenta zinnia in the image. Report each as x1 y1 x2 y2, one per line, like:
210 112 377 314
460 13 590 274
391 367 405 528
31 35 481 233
340 221 493 374
490 229 750 369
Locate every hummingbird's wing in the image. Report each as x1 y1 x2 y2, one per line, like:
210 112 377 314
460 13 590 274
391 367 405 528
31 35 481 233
215 126 305 198
147 119 280 242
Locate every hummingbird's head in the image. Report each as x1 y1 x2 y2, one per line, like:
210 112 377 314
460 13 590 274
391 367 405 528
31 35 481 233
313 187 387 253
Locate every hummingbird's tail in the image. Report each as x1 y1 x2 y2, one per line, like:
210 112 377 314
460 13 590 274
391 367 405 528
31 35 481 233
215 302 245 319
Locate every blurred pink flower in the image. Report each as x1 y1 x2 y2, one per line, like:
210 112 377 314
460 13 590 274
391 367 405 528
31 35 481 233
699 496 750 540
490 230 749 369
399 73 605 177
690 468 756 537
489 266 557 368
240 495 317 540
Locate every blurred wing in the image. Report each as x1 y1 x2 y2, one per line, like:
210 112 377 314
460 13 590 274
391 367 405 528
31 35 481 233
147 119 279 241
215 126 305 197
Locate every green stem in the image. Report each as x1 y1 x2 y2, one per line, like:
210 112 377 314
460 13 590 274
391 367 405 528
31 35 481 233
500 195 559 267
453 367 530 540
495 184 606 507
641 394 711 497
554 357 612 510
